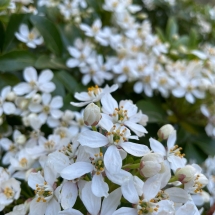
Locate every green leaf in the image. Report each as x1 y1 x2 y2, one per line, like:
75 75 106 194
0 0 10 10
136 100 167 123
56 70 81 93
184 143 207 163
166 17 178 41
155 27 166 42
30 15 63 55
0 72 20 88
3 14 27 53
0 50 36 72
0 21 5 52
52 76 66 97
35 55 67 70
189 28 198 48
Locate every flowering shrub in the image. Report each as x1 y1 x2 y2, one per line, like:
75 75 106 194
0 0 215 214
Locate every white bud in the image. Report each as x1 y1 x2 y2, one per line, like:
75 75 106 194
139 153 165 178
157 124 175 140
83 103 101 126
31 94 41 104
19 99 29 110
6 91 16 101
16 134 26 145
62 110 74 122
175 165 196 183
22 116 30 127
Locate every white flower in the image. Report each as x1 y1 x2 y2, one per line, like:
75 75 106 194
28 93 63 124
149 131 186 172
13 67 56 98
28 171 60 215
70 84 118 107
157 124 175 140
0 178 21 211
100 93 148 137
0 86 16 116
5 202 29 215
15 24 43 48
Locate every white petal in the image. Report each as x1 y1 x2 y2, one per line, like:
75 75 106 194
149 138 166 156
142 174 161 201
120 142 150 157
28 172 44 189
124 121 147 137
121 179 139 204
61 181 78 209
172 87 185 97
42 93 51 105
168 156 186 172
38 70 54 84
50 96 63 109
45 198 60 215
24 67 37 82
185 93 195 103
92 174 109 197
113 207 137 215
29 198 47 215
67 47 81 58
101 93 118 114
19 24 29 37
77 130 109 148
60 162 94 180
50 109 63 119
105 169 132 186
100 188 122 215
3 102 16 115
59 208 83 215
104 145 122 174
82 182 101 215
98 114 113 131
1 86 11 99
165 187 190 203
134 82 143 94
28 103 43 112
13 83 32 95
167 131 176 149
39 82 56 93
66 59 80 68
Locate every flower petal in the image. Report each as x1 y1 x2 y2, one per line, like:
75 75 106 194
24 67 37 82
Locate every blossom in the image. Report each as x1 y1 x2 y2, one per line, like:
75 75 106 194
15 24 43 48
28 171 60 215
100 93 148 137
149 131 186 171
13 67 56 98
70 84 118 107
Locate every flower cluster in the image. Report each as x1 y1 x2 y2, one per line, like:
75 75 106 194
0 69 209 214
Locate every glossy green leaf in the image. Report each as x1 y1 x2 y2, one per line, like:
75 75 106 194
30 15 63 55
0 72 20 88
55 70 81 93
0 0 10 10
3 14 27 52
0 51 36 72
136 100 167 123
52 76 66 97
166 17 178 41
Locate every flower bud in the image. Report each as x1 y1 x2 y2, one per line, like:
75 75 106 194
175 165 196 183
83 103 101 126
157 124 175 140
6 91 16 101
16 134 26 145
32 94 41 104
139 153 165 178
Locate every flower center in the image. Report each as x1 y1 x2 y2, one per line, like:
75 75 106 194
35 182 53 203
88 85 102 98
107 125 128 145
44 140 55 150
28 33 35 40
59 144 73 157
4 187 14 199
136 200 159 214
150 190 169 203
112 106 128 123
43 106 50 113
19 158 28 168
169 145 185 158
91 152 105 175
